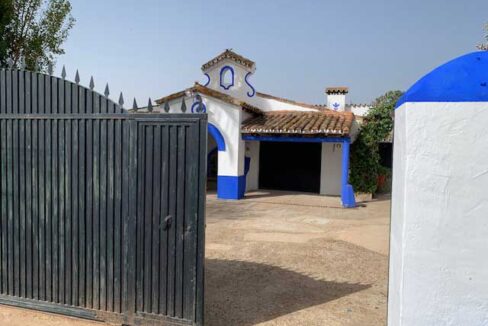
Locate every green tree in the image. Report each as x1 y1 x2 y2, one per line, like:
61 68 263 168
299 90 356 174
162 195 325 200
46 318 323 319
478 23 488 50
0 0 75 71
0 1 13 67
350 90 403 194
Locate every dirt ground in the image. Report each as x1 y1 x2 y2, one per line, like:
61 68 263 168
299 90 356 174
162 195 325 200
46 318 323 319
0 191 390 326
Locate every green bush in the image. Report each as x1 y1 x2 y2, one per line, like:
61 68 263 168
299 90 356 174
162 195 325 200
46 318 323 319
350 90 403 194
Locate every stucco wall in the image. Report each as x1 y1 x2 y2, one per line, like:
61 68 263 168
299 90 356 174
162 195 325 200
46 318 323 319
160 95 244 177
320 142 342 196
245 141 260 191
389 102 488 326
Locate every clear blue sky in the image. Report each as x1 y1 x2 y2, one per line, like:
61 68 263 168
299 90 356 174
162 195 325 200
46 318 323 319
60 0 488 106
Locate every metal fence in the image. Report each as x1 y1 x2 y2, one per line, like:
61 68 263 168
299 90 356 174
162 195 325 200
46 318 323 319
0 68 206 325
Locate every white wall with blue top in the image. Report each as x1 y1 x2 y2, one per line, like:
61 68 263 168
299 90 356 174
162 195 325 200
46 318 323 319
389 51 488 326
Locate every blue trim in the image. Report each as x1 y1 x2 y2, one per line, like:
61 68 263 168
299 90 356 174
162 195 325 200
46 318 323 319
217 175 246 200
242 135 349 143
341 139 356 208
208 123 225 151
245 72 256 97
203 73 210 87
191 101 206 113
219 65 235 90
396 51 488 108
244 156 251 175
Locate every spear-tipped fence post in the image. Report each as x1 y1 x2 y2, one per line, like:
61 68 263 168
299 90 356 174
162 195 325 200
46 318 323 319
75 70 80 84
164 101 170 113
148 98 153 112
20 58 26 70
181 99 187 113
104 83 110 97
133 98 138 112
89 76 95 90
118 92 124 108
61 65 67 79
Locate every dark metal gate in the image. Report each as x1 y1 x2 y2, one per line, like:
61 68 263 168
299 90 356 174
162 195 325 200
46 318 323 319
0 68 206 325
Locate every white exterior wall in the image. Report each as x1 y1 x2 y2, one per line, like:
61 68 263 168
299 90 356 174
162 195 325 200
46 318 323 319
349 105 371 117
247 95 319 112
389 102 488 326
204 59 253 102
158 95 245 177
327 94 346 112
320 143 342 196
245 141 260 191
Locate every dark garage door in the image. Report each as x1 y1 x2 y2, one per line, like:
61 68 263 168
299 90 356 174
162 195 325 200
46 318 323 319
259 141 321 193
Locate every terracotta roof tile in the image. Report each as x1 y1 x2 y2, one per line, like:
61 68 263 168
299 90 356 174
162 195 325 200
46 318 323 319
242 110 354 136
256 92 322 110
201 49 255 71
326 87 349 94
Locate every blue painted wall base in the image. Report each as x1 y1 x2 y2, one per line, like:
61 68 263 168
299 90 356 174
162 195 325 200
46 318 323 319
217 175 246 200
341 184 356 208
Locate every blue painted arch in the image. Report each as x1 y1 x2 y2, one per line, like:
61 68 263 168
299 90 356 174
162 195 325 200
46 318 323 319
396 51 488 108
208 123 226 151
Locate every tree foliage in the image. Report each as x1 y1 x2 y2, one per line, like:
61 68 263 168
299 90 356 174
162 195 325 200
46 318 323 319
350 90 403 194
478 22 488 50
0 0 75 71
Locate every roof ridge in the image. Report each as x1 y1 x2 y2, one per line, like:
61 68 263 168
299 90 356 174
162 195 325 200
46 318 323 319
201 49 255 71
256 92 327 111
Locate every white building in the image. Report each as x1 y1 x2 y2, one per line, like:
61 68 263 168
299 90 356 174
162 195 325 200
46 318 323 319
154 50 362 207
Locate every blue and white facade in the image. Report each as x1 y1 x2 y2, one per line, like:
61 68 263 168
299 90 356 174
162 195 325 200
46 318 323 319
155 50 360 207
389 51 488 325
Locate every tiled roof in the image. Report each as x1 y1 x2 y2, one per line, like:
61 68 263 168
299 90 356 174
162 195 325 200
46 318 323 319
155 83 263 115
242 110 354 136
201 49 256 71
256 92 323 110
326 87 349 94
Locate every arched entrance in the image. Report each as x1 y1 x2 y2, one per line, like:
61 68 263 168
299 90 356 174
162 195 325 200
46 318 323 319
207 123 226 194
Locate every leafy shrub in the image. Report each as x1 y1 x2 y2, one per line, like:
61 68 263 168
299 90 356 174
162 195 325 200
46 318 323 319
350 90 403 194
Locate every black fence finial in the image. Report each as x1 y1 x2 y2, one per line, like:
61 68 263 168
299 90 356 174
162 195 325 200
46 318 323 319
75 70 80 84
181 99 187 113
61 65 67 79
133 98 138 111
119 92 124 108
148 98 153 112
104 83 110 97
89 76 95 90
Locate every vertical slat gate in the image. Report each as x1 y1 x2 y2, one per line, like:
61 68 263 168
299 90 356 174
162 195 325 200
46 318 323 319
0 68 206 326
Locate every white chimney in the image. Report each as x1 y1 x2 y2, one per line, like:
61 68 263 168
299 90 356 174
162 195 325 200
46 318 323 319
326 87 349 112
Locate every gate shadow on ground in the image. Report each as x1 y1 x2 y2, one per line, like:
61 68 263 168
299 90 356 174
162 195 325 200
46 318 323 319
205 259 370 326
